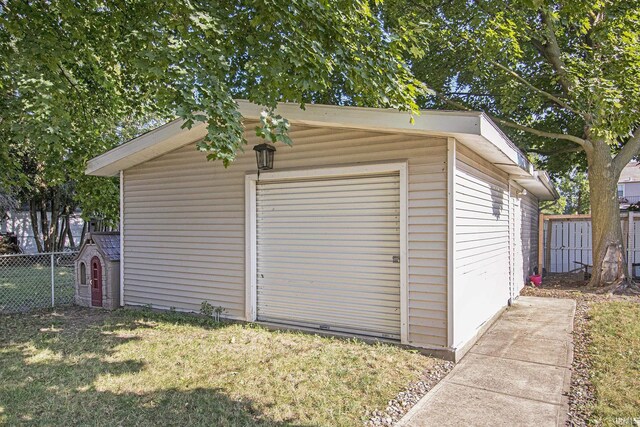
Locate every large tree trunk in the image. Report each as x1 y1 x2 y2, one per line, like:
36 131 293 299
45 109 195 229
65 216 75 248
49 190 60 252
79 221 87 246
57 215 67 251
39 198 50 251
29 199 44 253
587 142 627 286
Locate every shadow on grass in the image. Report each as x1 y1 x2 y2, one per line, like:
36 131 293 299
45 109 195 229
0 307 308 427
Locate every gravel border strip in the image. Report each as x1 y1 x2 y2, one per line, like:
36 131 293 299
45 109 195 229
567 298 596 426
365 361 454 426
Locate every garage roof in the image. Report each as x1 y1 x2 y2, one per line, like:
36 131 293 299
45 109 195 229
86 100 558 200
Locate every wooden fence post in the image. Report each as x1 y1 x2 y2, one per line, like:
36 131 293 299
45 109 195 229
538 213 544 272
545 218 553 273
50 253 55 307
622 214 629 255
629 212 634 278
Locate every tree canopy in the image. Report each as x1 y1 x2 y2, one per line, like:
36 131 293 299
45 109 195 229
384 0 640 164
384 0 640 286
0 0 422 235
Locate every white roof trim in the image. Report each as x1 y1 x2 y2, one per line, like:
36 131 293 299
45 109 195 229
514 170 559 201
86 100 556 199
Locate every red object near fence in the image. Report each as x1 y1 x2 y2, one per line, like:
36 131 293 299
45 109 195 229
529 275 542 287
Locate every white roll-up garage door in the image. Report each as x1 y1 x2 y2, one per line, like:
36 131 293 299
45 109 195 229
256 173 401 340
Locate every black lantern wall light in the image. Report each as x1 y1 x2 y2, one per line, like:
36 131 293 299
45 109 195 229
253 143 276 171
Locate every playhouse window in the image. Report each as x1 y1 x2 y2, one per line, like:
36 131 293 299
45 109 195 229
80 262 87 285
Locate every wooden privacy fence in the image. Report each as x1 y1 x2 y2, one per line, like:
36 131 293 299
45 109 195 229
539 212 640 277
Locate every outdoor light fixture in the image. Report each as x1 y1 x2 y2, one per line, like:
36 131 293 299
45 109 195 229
253 143 276 171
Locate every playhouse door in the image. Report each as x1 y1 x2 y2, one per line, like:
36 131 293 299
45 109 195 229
91 256 103 307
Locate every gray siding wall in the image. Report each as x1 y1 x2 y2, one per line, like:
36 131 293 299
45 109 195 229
520 191 539 289
123 124 449 348
453 143 510 348
509 184 539 296
621 181 640 198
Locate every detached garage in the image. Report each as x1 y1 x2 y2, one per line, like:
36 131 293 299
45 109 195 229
86 101 557 361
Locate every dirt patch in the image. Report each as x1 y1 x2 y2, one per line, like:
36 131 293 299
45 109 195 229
521 275 640 426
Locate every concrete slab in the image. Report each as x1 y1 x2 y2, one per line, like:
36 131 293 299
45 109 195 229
505 307 575 323
396 296 575 427
446 353 568 404
515 296 576 311
471 332 572 367
397 382 563 427
487 317 572 340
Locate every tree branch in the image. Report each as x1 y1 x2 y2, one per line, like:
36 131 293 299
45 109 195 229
538 9 572 95
487 60 582 117
613 126 640 175
57 64 89 122
490 116 589 147
446 92 505 97
526 146 583 156
433 89 589 148
408 0 581 118
433 91 473 111
583 10 604 49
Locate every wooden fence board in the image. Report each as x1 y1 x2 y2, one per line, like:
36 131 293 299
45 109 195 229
540 213 638 276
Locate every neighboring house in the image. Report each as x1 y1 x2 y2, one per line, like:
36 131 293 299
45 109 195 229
86 101 558 361
618 161 640 208
0 210 84 253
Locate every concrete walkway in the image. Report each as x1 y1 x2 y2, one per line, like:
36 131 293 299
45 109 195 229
397 296 575 427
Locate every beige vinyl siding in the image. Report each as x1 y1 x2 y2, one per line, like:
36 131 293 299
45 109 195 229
123 124 448 347
453 143 510 348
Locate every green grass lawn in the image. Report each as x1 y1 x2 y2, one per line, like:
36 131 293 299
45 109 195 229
588 301 640 425
0 307 437 426
0 265 75 313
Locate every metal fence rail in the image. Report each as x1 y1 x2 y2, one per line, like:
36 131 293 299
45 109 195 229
0 252 78 314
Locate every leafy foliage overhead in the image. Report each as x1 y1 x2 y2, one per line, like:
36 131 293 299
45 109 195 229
0 0 423 222
384 0 640 175
383 0 640 286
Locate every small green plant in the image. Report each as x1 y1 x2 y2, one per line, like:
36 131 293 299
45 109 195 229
143 303 153 312
200 301 213 317
213 305 227 322
200 301 226 322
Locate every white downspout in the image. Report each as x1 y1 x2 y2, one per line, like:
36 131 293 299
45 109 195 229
119 170 124 307
508 180 514 305
446 138 456 349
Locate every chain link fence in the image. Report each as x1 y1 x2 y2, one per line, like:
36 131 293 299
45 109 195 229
0 252 78 314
